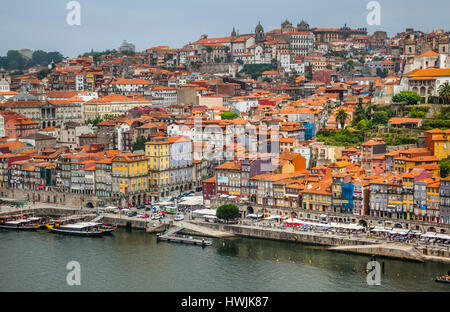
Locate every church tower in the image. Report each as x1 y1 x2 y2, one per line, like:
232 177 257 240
255 21 265 45
438 37 449 55
231 27 237 37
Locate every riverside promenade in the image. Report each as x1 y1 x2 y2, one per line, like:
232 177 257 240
187 220 450 264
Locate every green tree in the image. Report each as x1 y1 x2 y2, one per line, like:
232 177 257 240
392 91 422 105
216 204 240 222
132 135 151 152
373 111 389 125
36 68 50 80
438 82 450 104
336 109 348 129
121 50 135 56
86 116 102 126
409 108 426 118
440 158 450 178
220 111 239 120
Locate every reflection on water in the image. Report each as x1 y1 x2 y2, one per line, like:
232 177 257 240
0 229 448 292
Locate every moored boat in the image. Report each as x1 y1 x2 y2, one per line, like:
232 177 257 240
45 216 85 230
0 218 37 231
50 221 104 237
99 224 117 234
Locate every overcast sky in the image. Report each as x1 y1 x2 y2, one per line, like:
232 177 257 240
1 0 449 57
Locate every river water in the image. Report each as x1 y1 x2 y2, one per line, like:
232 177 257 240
0 229 449 292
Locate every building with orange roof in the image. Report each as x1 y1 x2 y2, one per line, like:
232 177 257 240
403 68 450 102
388 117 423 128
425 128 450 160
361 138 386 172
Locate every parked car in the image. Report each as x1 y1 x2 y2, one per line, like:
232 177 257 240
137 205 145 210
128 211 137 217
174 214 185 221
151 215 162 220
140 213 149 219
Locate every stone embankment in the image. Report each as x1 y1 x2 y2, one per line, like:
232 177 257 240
328 244 425 262
188 221 450 263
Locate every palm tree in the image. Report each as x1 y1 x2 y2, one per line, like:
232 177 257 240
336 109 348 129
438 82 450 104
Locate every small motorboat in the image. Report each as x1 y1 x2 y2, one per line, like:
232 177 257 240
435 273 450 284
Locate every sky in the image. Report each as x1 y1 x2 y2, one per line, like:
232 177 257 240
1 0 449 58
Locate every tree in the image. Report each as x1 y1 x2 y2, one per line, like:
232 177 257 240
36 68 50 80
392 91 422 105
438 82 450 104
85 116 102 126
440 158 450 178
336 109 348 129
132 135 151 151
121 50 135 56
376 68 388 78
373 111 389 125
216 204 240 222
220 111 239 120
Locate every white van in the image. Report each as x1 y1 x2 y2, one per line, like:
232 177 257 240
174 214 185 221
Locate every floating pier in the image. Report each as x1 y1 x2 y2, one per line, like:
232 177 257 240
156 226 212 246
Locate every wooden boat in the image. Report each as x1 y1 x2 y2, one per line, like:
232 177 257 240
45 216 85 230
26 217 47 229
99 224 117 235
49 221 104 237
0 218 37 231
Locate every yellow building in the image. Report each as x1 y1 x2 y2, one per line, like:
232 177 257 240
145 136 193 200
145 136 170 200
426 128 450 160
426 179 441 223
301 179 333 212
112 152 148 207
401 174 415 220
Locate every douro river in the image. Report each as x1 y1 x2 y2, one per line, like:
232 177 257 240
0 229 448 291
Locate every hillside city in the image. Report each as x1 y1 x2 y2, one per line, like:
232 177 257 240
1 20 450 232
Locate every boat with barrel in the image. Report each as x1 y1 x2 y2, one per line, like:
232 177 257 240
49 221 104 237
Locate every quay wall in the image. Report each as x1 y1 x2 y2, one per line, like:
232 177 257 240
190 221 450 262
193 222 371 247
